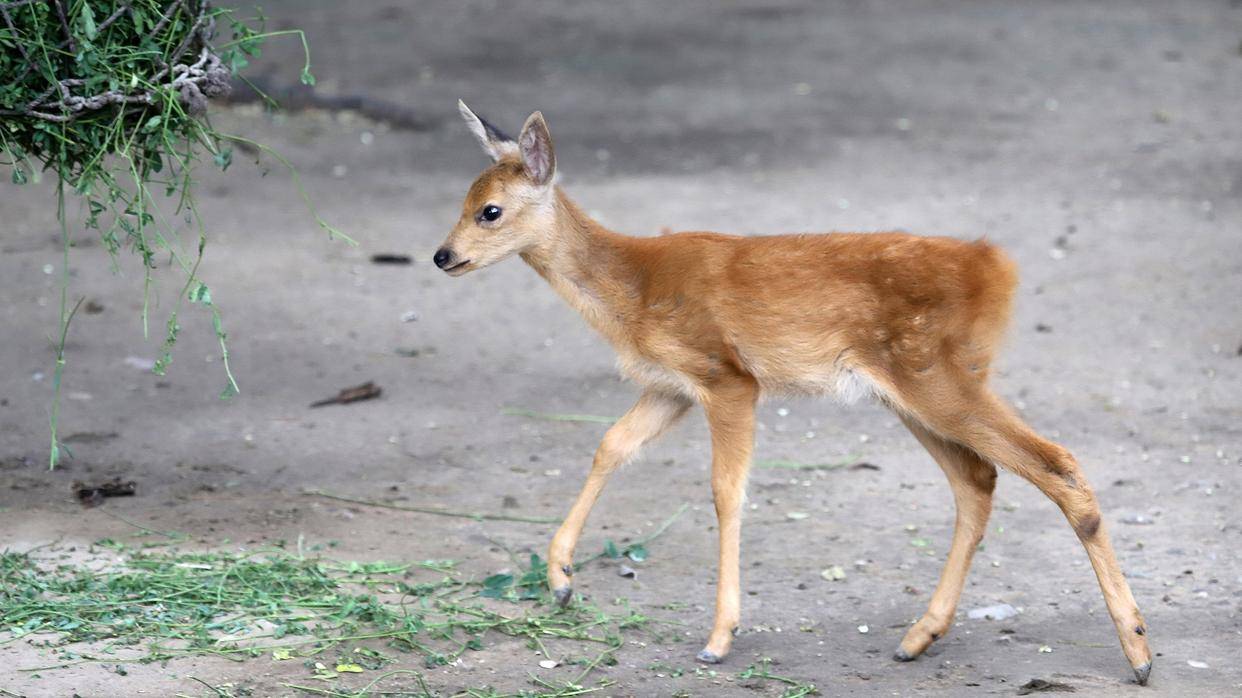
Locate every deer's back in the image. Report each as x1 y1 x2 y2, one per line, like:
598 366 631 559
617 230 1018 399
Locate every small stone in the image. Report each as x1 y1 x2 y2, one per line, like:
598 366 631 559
857 624 869 634
539 659 558 669
123 356 156 371
786 511 809 521
1120 514 1155 525
1187 660 1208 669
820 565 847 582
1038 645 1053 653
967 603 1019 621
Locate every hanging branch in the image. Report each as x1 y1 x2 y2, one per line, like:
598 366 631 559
0 1 337 467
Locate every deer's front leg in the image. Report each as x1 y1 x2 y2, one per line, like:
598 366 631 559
547 390 691 605
696 376 758 663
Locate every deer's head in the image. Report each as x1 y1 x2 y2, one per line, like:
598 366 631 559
435 101 558 275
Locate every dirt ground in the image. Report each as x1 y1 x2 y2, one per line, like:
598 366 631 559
2 1 1240 696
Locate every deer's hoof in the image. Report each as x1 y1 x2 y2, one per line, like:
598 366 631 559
893 647 916 662
552 586 573 607
696 649 722 664
1133 661 1152 686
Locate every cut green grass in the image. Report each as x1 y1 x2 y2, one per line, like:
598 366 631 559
1 502 817 696
0 504 698 697
2 539 655 696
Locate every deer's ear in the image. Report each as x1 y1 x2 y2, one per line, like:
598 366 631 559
518 111 556 186
458 100 516 162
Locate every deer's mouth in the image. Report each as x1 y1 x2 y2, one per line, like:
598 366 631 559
444 259 473 276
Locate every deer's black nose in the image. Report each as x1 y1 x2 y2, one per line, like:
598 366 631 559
433 248 455 269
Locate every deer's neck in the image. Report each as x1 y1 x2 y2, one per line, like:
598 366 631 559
520 189 639 343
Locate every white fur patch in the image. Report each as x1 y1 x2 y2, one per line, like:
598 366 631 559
458 100 517 161
832 368 877 405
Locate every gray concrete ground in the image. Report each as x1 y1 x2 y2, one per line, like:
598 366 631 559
2 1 1240 695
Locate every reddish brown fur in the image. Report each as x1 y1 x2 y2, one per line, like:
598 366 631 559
438 103 1153 683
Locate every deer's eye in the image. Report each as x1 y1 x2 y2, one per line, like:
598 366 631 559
478 205 502 222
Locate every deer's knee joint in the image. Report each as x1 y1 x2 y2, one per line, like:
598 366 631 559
1074 511 1101 540
973 466 998 493
1038 442 1078 476
595 434 633 468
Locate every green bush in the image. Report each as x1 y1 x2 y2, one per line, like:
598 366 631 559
0 1 340 466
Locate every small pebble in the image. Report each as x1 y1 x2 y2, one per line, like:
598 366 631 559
820 565 846 582
967 603 1019 621
538 659 558 669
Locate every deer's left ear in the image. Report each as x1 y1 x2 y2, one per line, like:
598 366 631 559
458 100 516 162
518 111 556 187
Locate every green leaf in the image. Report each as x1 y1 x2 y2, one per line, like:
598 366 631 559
624 544 647 562
213 148 233 172
190 282 211 305
219 382 238 400
143 115 162 133
80 4 97 40
482 573 513 589
300 67 316 86
479 573 513 599
11 168 26 185
603 540 620 559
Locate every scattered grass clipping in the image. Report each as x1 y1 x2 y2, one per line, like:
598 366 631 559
2 540 664 697
2 513 817 696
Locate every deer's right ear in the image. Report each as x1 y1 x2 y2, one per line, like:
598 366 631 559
458 100 517 162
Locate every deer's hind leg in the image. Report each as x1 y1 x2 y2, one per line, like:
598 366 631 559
893 376 1152 685
893 413 997 662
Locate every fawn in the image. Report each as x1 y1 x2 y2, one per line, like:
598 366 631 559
434 101 1153 685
